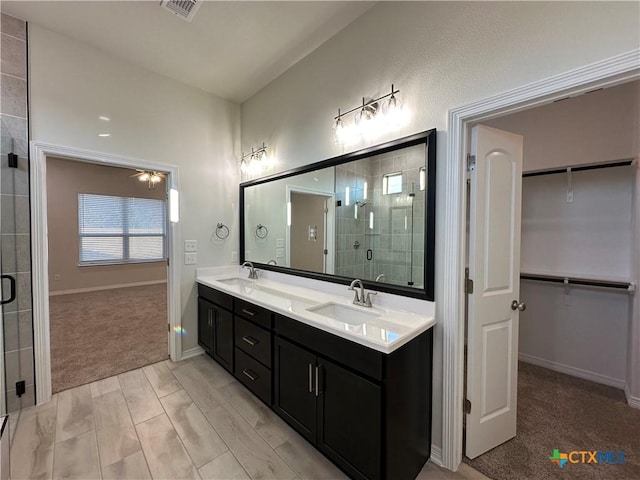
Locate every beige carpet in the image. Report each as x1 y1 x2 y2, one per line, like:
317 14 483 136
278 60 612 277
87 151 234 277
49 283 168 393
464 362 640 479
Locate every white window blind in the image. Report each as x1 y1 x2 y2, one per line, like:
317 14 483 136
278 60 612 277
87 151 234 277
78 194 166 265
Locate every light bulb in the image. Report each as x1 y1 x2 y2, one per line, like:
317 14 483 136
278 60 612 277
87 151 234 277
333 114 346 144
150 173 162 184
138 172 150 182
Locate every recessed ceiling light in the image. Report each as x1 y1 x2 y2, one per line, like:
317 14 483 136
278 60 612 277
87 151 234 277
99 116 110 121
98 133 111 137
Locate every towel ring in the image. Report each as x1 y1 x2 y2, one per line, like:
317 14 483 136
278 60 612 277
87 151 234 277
255 224 269 239
215 223 230 240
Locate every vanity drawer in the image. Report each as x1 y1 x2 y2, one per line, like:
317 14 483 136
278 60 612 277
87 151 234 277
235 348 272 405
235 316 272 368
198 284 233 311
235 299 272 329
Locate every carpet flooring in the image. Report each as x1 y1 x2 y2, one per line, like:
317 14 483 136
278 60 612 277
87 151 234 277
464 362 640 479
49 283 168 393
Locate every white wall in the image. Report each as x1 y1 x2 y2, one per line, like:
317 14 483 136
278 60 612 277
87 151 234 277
240 1 640 454
29 25 241 352
485 81 640 172
518 169 633 386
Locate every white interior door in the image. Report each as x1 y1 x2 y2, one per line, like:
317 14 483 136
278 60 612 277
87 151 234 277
466 125 524 459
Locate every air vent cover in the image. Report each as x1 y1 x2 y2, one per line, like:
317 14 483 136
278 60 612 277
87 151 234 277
160 0 201 22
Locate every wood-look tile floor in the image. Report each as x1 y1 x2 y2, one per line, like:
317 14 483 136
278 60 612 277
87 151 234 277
9 354 491 480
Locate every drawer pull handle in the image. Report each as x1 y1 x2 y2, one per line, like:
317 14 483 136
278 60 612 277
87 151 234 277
242 336 258 346
241 309 255 317
242 369 258 381
308 363 313 393
315 365 319 397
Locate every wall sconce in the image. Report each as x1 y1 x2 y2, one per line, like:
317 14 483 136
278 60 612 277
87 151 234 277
240 143 268 174
333 84 406 145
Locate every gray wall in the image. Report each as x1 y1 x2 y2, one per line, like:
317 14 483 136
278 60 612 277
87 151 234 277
0 13 34 412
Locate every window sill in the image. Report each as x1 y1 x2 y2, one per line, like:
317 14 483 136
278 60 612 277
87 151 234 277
78 259 166 267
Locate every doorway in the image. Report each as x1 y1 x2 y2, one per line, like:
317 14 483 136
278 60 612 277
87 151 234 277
439 50 640 471
462 81 640 477
46 157 170 393
286 186 335 274
30 142 181 405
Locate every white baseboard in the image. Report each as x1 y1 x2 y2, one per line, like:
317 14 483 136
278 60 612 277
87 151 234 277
49 280 167 296
625 385 640 409
430 444 443 466
180 346 204 361
519 353 626 390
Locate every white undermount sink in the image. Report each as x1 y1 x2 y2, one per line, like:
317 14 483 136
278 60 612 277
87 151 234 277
217 277 250 287
306 302 381 326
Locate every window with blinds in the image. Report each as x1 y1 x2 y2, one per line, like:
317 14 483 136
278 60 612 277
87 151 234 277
78 193 166 265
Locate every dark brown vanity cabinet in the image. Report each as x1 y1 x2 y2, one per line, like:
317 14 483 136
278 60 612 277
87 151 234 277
197 284 433 480
274 335 382 480
197 285 234 373
273 314 432 480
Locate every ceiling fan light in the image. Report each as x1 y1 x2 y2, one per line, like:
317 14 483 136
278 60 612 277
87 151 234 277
150 173 162 184
138 172 150 182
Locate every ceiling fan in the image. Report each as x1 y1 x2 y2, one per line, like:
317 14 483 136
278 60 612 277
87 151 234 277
131 169 166 189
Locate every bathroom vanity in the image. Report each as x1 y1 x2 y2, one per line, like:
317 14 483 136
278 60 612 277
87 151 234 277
197 272 435 480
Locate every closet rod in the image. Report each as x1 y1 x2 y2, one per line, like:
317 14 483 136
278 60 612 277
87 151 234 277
522 159 634 178
520 273 634 292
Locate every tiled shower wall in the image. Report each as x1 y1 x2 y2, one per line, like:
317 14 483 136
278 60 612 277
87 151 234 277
334 144 425 288
1 13 34 412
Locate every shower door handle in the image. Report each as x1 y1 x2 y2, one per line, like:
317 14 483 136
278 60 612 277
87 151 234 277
0 275 16 305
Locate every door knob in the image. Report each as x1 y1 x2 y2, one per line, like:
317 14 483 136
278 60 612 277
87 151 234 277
511 300 526 312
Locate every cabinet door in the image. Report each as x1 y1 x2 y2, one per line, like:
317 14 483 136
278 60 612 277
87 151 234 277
213 306 234 373
318 358 382 480
273 337 317 443
197 298 214 353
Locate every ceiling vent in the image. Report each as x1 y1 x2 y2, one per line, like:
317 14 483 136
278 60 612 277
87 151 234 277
160 0 201 22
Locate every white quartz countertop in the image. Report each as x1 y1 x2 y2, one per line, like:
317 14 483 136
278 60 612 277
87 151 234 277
196 271 435 354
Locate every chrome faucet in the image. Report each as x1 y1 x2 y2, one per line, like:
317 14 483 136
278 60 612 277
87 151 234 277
267 259 277 265
242 261 259 279
348 279 377 307
375 274 385 282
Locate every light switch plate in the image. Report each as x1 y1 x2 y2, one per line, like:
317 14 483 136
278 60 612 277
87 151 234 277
231 251 238 262
184 252 197 265
184 240 197 252
276 248 285 258
276 238 285 248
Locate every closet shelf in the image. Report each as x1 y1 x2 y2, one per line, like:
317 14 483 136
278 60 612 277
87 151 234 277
522 158 635 178
520 272 635 293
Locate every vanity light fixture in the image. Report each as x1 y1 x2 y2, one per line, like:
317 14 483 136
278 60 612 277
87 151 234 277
240 143 268 174
333 84 404 145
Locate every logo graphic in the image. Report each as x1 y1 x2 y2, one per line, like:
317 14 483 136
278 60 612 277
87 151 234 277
549 449 626 468
549 449 568 468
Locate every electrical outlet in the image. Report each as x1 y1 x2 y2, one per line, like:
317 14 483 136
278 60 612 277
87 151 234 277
563 293 571 306
231 251 238 262
53 274 61 280
184 240 197 252
184 252 197 265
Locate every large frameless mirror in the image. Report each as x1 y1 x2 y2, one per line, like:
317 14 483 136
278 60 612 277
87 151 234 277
240 130 436 300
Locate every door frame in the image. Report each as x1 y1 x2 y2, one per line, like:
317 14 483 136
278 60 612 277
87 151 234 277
285 185 335 274
30 141 182 405
440 49 640 470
